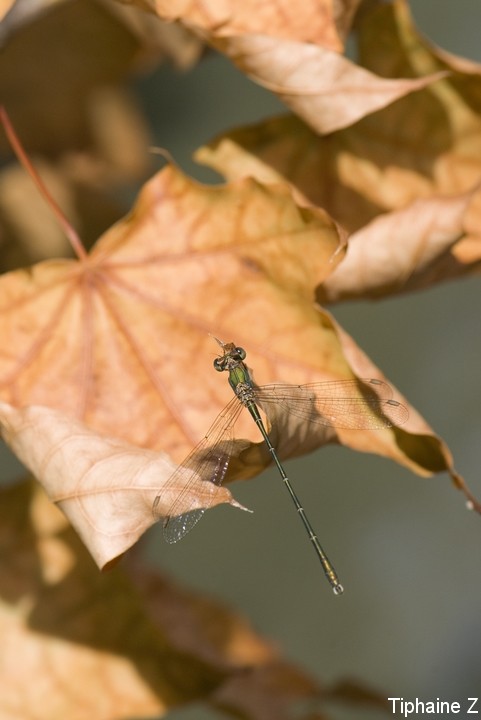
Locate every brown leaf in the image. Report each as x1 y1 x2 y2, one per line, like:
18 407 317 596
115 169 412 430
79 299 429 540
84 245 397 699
0 0 146 157
0 478 331 720
215 33 446 135
2 478 388 720
131 566 332 720
197 109 481 293
0 162 472 514
324 678 390 711
332 0 364 40
107 0 205 69
0 403 243 568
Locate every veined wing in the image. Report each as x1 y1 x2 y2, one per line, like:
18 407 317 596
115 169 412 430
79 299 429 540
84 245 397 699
154 396 244 543
254 378 408 430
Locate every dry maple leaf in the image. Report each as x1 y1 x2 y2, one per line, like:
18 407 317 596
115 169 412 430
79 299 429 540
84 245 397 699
1 478 349 720
0 156 457 476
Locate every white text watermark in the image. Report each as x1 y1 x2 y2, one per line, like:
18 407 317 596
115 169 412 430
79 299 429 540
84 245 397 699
388 697 478 716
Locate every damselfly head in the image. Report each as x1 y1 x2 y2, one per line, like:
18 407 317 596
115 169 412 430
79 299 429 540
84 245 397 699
212 338 247 371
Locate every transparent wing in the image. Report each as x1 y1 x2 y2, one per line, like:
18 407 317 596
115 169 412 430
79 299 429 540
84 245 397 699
254 378 408 430
153 396 244 543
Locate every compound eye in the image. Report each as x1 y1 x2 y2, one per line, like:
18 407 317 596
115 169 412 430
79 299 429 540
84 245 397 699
213 358 224 371
235 347 246 360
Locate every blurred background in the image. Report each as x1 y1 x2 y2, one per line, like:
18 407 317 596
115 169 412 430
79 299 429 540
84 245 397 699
1 1 480 719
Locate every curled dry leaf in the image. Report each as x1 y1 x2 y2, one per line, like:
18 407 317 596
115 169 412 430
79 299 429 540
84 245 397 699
215 33 446 135
0 478 341 720
0 402 244 568
319 189 481 302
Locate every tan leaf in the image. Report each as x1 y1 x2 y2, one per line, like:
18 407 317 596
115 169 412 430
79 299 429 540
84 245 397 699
0 479 336 720
0 402 243 568
0 481 210 720
319 189 480 301
215 33 446 134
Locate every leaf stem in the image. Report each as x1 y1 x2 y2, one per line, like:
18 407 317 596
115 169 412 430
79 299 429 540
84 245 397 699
0 105 88 261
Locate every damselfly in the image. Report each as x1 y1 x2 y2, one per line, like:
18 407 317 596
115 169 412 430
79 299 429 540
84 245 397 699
153 339 408 594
